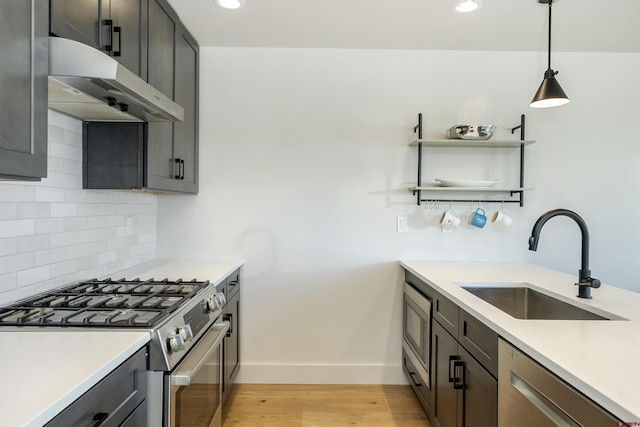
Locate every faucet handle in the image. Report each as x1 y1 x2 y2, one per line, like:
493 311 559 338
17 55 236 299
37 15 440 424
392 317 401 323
585 277 601 289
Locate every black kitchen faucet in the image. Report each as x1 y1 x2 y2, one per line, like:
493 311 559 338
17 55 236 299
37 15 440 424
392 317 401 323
528 209 601 299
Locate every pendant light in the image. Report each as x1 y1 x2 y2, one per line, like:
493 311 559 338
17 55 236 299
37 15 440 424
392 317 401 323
530 0 570 108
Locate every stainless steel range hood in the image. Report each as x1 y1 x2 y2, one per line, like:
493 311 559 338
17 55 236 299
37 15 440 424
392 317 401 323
48 37 184 123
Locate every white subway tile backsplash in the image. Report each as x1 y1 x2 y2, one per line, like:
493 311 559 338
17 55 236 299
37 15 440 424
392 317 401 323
18 265 51 287
46 172 83 189
49 138 82 161
0 239 17 257
0 185 36 202
51 203 78 217
18 203 51 219
0 252 35 274
87 216 109 229
35 187 65 203
34 218 65 234
0 111 157 305
0 273 17 293
50 231 78 248
16 235 51 253
0 203 18 220
0 220 36 238
34 248 65 265
64 216 89 232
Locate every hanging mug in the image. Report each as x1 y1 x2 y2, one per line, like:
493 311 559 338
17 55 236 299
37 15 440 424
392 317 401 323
468 208 487 228
492 207 513 226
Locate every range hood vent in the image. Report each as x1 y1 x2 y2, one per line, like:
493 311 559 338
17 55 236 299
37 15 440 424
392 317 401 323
48 37 184 123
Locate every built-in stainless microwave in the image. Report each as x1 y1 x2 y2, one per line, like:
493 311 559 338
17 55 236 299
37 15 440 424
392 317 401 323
403 282 432 388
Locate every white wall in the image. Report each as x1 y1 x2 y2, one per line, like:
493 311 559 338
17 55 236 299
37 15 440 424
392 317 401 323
0 111 157 305
156 48 640 384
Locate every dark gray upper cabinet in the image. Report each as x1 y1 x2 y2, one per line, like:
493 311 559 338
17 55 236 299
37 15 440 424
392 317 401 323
173 24 199 193
146 0 198 194
0 0 48 180
49 0 147 77
83 0 199 194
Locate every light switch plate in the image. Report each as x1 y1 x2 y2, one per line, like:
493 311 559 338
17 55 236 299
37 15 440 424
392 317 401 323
397 216 408 233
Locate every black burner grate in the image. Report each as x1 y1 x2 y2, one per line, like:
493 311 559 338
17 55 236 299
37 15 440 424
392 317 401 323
0 278 209 328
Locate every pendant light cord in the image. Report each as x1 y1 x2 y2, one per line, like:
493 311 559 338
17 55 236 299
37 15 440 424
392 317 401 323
547 1 552 71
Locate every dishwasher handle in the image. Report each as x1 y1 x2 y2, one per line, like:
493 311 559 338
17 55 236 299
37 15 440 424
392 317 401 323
170 322 229 386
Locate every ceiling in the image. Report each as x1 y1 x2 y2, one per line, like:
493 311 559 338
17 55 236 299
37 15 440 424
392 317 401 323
166 0 640 52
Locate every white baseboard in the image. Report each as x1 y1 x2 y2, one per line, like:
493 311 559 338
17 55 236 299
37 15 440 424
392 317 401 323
234 364 408 384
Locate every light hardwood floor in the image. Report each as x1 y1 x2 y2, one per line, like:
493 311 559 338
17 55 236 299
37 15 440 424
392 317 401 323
223 384 432 427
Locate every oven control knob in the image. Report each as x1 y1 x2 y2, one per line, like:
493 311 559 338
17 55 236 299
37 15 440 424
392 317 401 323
206 297 220 312
178 325 194 342
167 334 185 353
215 293 227 306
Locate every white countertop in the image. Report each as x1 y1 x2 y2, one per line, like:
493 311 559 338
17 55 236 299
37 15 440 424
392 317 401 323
0 330 149 427
0 258 244 426
401 260 640 422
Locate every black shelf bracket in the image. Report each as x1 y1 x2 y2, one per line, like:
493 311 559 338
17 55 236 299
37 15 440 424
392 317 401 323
411 113 528 207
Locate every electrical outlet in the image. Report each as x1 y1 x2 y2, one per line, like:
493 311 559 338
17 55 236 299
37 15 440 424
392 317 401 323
397 216 408 233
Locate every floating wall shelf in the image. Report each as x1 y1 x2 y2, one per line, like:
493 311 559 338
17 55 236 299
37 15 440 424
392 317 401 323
409 114 535 207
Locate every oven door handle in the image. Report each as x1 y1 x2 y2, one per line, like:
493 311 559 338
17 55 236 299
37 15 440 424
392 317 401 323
170 322 230 387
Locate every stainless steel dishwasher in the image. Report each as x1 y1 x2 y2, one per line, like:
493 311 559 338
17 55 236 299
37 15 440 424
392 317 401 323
498 338 621 426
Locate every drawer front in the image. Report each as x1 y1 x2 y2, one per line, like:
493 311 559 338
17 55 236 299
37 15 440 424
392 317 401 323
226 268 240 300
46 346 147 427
433 292 459 338
403 347 431 414
458 309 498 378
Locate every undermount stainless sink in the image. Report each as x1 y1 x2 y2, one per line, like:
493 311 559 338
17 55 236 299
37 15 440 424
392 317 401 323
457 283 617 320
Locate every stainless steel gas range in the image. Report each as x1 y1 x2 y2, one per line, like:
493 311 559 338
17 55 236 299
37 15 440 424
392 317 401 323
0 274 234 426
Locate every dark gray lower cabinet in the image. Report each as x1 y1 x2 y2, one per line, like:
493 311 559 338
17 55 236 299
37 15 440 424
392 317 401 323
46 346 147 426
432 321 497 427
404 269 497 427
0 0 48 180
222 269 240 411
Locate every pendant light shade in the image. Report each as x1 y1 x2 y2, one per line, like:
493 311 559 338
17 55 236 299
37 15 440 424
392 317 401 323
530 0 570 108
531 69 570 108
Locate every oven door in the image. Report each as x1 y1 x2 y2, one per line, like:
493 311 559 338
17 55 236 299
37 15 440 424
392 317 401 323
168 321 230 427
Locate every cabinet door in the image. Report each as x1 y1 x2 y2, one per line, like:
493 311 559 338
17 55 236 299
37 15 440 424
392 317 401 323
458 346 497 427
173 23 199 194
225 291 240 385
109 0 146 76
432 321 460 427
145 0 177 191
0 0 48 180
50 0 102 49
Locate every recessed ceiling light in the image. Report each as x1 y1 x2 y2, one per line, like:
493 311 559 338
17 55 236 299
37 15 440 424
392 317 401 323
215 0 244 9
454 0 481 13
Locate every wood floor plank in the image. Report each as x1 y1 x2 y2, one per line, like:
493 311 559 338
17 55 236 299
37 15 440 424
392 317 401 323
223 384 431 427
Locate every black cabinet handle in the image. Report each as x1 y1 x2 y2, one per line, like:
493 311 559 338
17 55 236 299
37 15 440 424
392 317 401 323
102 19 113 52
453 360 465 390
228 280 238 288
448 355 460 382
92 412 109 426
113 26 121 57
180 159 185 180
223 313 233 336
408 372 423 387
174 158 182 179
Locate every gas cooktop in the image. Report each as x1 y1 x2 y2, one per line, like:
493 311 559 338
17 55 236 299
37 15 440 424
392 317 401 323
0 278 210 328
